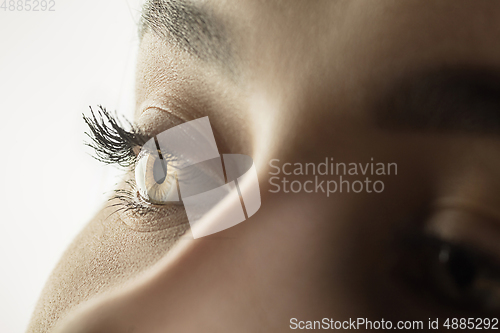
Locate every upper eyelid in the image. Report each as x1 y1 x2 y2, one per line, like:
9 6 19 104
83 105 193 176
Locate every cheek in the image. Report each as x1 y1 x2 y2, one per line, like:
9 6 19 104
54 192 388 332
27 206 189 333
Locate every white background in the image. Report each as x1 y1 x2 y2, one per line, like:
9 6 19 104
0 0 143 331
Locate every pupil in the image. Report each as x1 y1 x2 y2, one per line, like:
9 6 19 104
444 246 477 289
153 158 167 184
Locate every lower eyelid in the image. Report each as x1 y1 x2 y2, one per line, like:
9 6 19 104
110 178 189 233
117 199 189 233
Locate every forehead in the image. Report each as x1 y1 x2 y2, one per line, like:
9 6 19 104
135 0 500 126
139 1 500 61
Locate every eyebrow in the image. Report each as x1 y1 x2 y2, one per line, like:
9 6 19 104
376 69 500 135
140 0 232 68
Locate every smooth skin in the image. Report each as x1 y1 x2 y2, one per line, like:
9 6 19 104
29 0 500 332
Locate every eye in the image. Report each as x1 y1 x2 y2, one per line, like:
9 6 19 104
134 148 180 205
401 233 500 313
427 238 500 311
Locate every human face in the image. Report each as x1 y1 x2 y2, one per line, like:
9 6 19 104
30 0 500 332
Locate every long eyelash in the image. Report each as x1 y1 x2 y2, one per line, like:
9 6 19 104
108 179 172 217
108 179 150 215
83 105 148 168
84 106 158 216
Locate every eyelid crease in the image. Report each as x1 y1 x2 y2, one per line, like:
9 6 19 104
432 198 500 227
137 104 195 136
